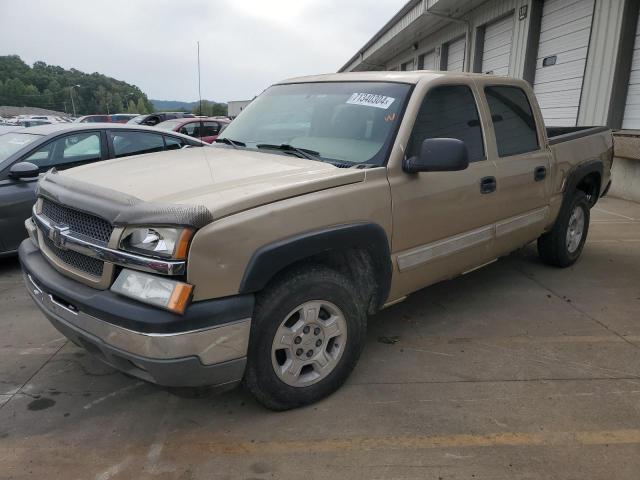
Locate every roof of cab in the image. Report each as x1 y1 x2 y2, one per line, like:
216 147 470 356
276 70 510 85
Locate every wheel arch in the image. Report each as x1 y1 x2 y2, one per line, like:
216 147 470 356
564 160 603 208
239 223 392 312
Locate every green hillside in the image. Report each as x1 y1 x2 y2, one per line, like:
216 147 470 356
151 99 227 116
0 55 154 115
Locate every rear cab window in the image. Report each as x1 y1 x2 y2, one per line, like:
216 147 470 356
484 86 539 157
408 85 485 162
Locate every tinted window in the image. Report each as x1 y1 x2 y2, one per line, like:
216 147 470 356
25 132 102 168
408 85 484 162
200 122 220 136
164 135 191 150
485 86 539 157
110 131 164 158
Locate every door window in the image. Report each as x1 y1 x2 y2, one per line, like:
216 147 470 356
24 132 102 168
408 85 485 162
164 135 191 150
485 86 539 157
200 122 220 136
110 131 164 157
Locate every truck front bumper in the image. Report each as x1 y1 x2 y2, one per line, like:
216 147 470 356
19 239 253 389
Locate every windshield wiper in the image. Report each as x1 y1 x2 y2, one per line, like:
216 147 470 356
214 137 246 148
255 143 320 160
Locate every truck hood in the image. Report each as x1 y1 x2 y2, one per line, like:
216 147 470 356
51 146 366 223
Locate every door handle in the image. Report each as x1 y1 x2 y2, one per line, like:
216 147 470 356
534 166 547 181
480 176 497 194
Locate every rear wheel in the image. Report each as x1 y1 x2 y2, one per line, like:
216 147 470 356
243 265 366 410
537 191 590 267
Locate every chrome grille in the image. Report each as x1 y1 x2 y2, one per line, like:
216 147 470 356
42 198 113 244
41 235 104 277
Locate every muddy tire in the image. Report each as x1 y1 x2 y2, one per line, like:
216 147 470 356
243 265 366 410
537 191 590 267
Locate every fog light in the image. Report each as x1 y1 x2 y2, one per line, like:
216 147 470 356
111 269 193 314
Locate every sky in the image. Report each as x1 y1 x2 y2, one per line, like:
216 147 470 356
0 0 403 102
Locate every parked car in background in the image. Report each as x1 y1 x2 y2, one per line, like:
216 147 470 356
75 114 112 123
0 123 206 256
15 119 52 127
127 112 195 127
111 114 138 123
155 116 230 143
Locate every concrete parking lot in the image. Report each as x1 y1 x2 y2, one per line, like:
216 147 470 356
1 196 639 480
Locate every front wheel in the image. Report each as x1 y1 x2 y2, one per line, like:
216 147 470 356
537 191 590 267
243 265 366 410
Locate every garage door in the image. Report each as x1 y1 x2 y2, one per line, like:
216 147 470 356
446 37 466 71
400 59 415 71
622 13 640 129
481 15 514 75
533 0 595 126
420 50 437 70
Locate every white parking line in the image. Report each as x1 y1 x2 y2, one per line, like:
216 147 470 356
594 208 636 221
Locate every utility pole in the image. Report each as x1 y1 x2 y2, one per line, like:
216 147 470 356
197 41 202 116
69 84 80 117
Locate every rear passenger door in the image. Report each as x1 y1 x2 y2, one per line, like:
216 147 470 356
389 84 501 296
482 85 552 253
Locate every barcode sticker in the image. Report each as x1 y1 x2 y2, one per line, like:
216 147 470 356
346 93 395 109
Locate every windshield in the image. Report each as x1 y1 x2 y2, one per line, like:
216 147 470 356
217 81 412 166
127 115 147 124
0 132 42 162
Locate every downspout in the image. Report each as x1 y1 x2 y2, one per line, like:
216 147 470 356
425 5 472 72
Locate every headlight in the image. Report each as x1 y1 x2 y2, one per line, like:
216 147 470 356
111 269 193 314
119 226 193 259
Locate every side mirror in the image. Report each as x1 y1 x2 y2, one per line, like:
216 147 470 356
9 162 40 180
403 138 469 173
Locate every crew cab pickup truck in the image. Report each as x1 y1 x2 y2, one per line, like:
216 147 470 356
19 72 613 410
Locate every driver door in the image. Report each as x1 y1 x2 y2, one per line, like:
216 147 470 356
388 83 501 299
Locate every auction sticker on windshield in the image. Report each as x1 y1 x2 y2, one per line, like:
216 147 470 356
346 93 395 109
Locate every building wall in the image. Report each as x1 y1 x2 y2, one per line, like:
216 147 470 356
227 100 252 118
578 0 626 125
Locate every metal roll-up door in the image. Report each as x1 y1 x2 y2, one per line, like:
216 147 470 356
446 37 466 72
533 0 595 126
400 59 415 71
481 15 514 75
420 50 437 70
623 14 640 129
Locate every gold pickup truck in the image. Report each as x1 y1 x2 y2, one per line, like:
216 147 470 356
19 72 613 410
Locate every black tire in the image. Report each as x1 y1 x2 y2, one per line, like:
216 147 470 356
243 265 366 410
537 190 590 267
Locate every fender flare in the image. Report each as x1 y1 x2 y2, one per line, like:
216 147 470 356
239 223 392 309
563 159 603 207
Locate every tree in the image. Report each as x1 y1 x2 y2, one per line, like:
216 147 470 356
0 55 155 115
136 98 147 115
126 99 137 113
191 100 227 117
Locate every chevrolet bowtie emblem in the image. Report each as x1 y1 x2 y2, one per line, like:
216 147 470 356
48 224 70 250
